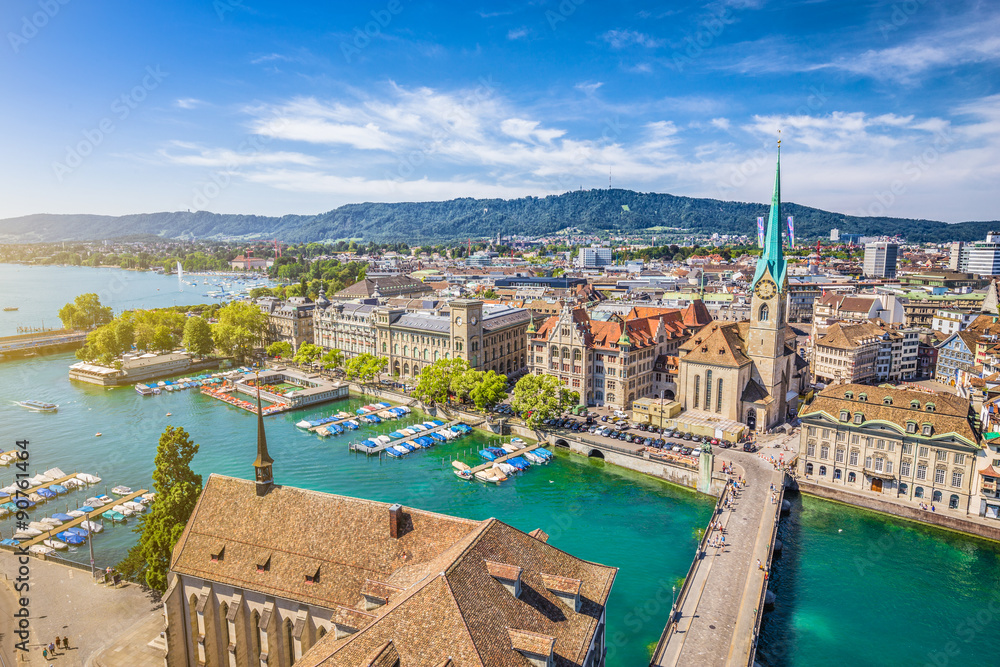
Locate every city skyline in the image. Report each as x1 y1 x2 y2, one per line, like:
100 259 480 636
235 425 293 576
2 0 998 223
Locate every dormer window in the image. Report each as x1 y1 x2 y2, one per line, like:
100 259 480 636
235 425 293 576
922 424 933 436
911 400 921 409
256 554 271 573
883 396 893 405
925 403 935 412
210 546 225 562
485 560 523 598
845 391 854 399
854 413 863 424
840 410 850 421
906 421 917 434
305 567 320 584
859 393 868 402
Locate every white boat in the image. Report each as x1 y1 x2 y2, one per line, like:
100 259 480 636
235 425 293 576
511 438 526 445
63 479 84 489
295 420 313 430
111 486 132 496
315 427 331 437
84 496 105 507
475 468 506 484
76 473 101 484
494 461 516 475
14 528 42 538
16 400 58 412
28 493 44 504
67 510 86 518
28 545 55 556
113 504 135 517
95 494 113 504
39 517 62 526
141 492 156 503
81 520 103 533
376 435 392 445
501 444 518 454
123 501 145 513
29 522 54 532
43 539 68 550
523 451 547 465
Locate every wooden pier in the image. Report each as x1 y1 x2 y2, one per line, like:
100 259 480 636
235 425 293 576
17 488 150 548
467 443 542 474
350 420 463 455
304 406 404 433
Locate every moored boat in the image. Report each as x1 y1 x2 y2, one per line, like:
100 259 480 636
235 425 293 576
43 538 68 550
111 486 132 496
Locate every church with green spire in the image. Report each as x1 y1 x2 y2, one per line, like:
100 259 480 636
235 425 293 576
675 142 807 432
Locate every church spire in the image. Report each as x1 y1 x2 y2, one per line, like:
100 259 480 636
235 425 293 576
252 371 274 496
750 136 787 290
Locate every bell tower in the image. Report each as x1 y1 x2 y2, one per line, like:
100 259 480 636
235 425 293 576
252 372 274 496
747 140 789 402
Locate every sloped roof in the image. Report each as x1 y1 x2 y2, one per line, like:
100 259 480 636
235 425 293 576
680 300 713 328
741 378 769 403
679 321 751 367
815 321 885 350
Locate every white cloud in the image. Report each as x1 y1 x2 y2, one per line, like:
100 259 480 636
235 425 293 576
602 29 665 49
174 98 205 110
710 117 731 131
507 27 529 40
158 143 320 168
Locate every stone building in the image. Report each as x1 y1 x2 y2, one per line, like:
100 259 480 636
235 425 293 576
330 275 432 301
163 395 616 667
265 297 315 351
798 384 982 512
676 145 806 431
312 299 377 361
811 321 919 385
526 303 706 409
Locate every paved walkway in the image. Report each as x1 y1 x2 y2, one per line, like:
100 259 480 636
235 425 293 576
654 433 789 667
0 556 161 666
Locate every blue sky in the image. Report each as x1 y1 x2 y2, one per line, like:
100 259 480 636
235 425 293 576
2 0 998 223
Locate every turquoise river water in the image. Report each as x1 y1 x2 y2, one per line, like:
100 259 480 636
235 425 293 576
2 264 1000 665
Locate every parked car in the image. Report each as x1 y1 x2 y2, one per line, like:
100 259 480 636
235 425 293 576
743 443 757 453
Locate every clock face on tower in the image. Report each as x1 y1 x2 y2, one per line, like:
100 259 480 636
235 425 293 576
755 279 777 300
471 316 477 325
455 316 463 326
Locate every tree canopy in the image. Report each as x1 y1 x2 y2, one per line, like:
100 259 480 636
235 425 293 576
211 301 269 363
343 353 387 385
117 426 203 592
182 316 214 357
510 374 579 429
58 293 113 330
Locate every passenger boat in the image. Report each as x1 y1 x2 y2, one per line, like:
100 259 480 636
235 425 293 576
111 486 132 496
16 400 57 412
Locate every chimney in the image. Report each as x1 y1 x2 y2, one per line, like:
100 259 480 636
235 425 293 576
388 504 404 539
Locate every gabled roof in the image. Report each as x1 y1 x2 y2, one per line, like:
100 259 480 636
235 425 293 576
741 378 769 403
679 321 751 367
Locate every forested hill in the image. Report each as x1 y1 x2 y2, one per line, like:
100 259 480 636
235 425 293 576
1 189 994 243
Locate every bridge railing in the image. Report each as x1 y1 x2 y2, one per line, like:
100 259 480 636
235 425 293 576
746 473 785 666
649 486 727 665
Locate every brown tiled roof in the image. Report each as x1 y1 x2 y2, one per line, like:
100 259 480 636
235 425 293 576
361 579 405 604
540 573 582 596
801 383 981 446
528 528 549 543
364 641 400 667
679 321 751 367
508 628 556 656
175 476 616 667
485 560 523 581
816 321 884 350
680 300 713 327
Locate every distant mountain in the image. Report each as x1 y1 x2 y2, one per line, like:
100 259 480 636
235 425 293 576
1 189 995 244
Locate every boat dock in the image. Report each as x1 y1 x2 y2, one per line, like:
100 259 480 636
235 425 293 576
467 443 542 474
305 406 404 433
15 488 150 549
349 419 463 455
11 471 86 496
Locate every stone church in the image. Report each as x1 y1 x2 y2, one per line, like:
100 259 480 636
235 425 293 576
677 144 807 431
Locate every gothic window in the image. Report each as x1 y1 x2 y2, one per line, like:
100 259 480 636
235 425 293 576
705 370 713 409
717 378 723 412
759 304 769 322
694 375 701 408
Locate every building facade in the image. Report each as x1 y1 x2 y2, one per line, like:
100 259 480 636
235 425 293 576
268 297 315 351
798 384 982 512
577 245 613 269
863 242 899 278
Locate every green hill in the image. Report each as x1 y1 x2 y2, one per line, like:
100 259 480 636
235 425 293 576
0 189 993 243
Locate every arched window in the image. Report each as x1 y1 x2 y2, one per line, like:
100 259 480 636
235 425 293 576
932 490 942 502
562 347 570 360
434 350 439 361
759 304 769 321
833 468 842 480
819 465 827 476
285 618 296 665
805 463 814 475
949 494 959 509
848 472 857 483
915 486 924 498
251 610 262 660
573 349 582 361
694 375 701 408
219 602 230 657
705 370 713 411
899 483 908 495
550 346 558 357
716 378 723 412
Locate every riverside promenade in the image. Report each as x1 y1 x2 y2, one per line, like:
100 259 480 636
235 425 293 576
652 442 788 667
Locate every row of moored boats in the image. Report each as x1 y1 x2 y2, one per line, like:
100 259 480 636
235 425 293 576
452 439 555 484
362 422 472 457
295 404 415 437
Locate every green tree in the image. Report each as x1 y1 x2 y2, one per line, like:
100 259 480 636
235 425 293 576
134 321 156 351
470 370 509 410
413 358 470 404
58 293 113 329
510 374 576 428
450 367 482 403
117 426 203 592
151 324 174 352
343 353 388 385
320 348 344 370
212 302 268 363
266 341 293 359
182 317 214 357
293 342 324 365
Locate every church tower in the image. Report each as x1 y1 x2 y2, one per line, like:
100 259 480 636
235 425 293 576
252 374 274 496
747 141 789 403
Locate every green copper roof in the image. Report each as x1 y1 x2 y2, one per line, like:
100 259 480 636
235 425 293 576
751 143 787 290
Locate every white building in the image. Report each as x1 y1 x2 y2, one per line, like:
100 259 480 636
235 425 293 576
576 245 613 269
863 242 899 279
931 309 979 336
966 232 1000 276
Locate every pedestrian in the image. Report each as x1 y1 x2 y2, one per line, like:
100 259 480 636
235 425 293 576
55 637 61 649
42 648 48 659
931 504 936 512
757 558 762 570
49 642 56 655
63 636 69 649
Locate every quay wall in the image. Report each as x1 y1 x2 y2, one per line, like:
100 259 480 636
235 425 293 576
796 480 1000 543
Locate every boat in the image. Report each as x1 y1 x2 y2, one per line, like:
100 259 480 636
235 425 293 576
113 504 135 517
67 509 86 518
13 527 42 539
523 451 547 465
43 539 68 550
111 486 132 496
316 427 331 437
344 420 359 430
102 510 126 522
95 432 102 437
16 400 57 412
295 420 313 430
135 384 154 396
494 461 516 475
56 531 85 545
51 512 74 522
76 473 101 484
65 526 89 537
37 488 56 500
452 461 473 479
141 492 156 503
3 306 18 311
507 456 531 471
29 521 54 531
501 444 519 454
511 437 526 445
123 501 144 513
28 544 55 556
81 520 103 533
475 468 506 484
